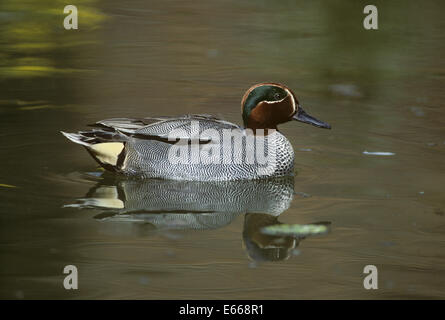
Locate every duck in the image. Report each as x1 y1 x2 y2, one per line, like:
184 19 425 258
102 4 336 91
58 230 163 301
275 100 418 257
61 83 331 181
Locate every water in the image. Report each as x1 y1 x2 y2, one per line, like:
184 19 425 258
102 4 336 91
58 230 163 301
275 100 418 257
1 0 445 299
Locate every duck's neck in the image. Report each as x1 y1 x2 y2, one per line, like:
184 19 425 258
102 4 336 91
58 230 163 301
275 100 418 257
245 119 278 135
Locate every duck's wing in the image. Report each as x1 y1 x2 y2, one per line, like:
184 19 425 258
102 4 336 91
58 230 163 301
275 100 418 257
91 114 242 143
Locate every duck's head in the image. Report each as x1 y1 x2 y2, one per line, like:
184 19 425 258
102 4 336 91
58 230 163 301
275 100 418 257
241 83 331 131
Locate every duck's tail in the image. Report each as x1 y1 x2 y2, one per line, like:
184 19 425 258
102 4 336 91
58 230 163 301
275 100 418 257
61 129 127 172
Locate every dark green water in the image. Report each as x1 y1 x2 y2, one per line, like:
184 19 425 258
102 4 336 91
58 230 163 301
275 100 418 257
1 0 445 299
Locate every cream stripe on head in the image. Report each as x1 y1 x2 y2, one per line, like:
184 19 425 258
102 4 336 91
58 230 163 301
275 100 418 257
264 96 287 104
283 88 296 115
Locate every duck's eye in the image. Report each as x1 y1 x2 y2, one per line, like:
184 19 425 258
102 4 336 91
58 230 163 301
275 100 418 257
274 93 282 100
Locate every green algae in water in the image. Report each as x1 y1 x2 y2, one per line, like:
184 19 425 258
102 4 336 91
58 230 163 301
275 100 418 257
261 224 328 237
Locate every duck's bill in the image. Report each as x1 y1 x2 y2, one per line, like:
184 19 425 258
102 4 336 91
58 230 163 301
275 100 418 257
292 106 331 129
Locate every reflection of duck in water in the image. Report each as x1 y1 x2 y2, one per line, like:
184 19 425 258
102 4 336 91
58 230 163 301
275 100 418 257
243 214 330 262
69 175 295 227
67 174 329 261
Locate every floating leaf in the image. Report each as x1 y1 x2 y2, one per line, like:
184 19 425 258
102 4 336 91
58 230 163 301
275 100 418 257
261 224 328 237
363 151 395 156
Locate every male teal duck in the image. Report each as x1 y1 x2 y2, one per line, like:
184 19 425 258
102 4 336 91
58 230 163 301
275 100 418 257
62 83 331 181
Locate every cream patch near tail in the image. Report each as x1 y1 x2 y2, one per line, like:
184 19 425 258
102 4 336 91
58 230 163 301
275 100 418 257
89 142 124 166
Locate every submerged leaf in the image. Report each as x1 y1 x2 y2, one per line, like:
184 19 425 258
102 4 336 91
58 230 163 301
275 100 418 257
261 224 328 237
20 105 54 111
0 183 17 188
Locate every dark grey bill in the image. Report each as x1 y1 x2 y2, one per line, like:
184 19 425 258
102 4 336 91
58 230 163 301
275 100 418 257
292 106 331 129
